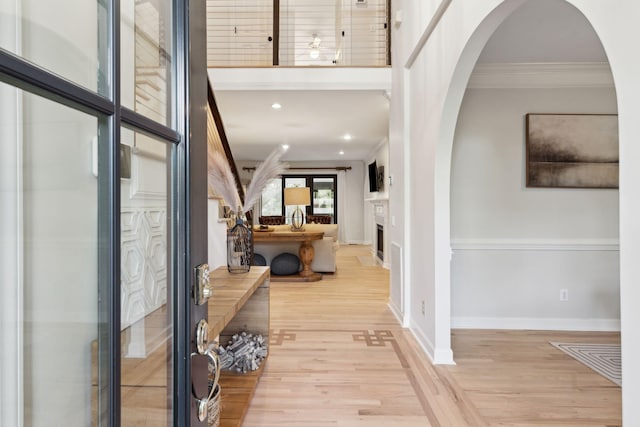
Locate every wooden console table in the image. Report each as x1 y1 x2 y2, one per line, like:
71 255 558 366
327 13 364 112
208 266 270 427
253 230 324 282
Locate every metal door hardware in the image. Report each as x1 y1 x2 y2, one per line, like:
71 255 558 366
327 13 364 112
196 319 209 355
193 263 212 305
191 349 219 422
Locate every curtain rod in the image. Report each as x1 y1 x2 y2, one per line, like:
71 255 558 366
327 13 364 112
242 166 352 172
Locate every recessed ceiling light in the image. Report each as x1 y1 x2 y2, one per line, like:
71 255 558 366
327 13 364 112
343 134 352 141
271 102 282 110
281 144 289 151
339 150 345 155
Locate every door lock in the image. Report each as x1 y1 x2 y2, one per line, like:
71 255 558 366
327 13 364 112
193 263 212 305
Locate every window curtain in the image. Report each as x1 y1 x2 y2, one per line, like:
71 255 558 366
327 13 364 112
337 170 347 243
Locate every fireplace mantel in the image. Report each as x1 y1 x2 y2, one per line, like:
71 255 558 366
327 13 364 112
365 197 389 268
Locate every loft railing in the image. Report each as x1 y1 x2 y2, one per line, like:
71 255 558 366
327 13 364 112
206 0 391 67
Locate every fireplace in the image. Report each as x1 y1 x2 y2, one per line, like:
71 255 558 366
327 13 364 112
376 224 384 261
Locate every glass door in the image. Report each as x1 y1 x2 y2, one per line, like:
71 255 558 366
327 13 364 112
0 82 104 427
312 177 336 223
280 175 337 224
0 0 209 425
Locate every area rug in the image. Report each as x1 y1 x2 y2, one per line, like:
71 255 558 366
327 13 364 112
550 342 621 386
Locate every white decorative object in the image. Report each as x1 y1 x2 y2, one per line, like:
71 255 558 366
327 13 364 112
121 207 167 329
216 332 268 373
208 147 287 215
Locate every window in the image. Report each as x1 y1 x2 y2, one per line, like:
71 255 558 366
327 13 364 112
261 174 337 224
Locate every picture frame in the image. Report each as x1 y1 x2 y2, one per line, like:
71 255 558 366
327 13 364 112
525 113 618 188
377 166 385 191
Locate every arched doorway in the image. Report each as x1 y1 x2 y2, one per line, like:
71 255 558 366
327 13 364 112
449 1 620 333
400 0 640 422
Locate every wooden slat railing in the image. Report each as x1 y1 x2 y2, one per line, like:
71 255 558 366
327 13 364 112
207 78 245 205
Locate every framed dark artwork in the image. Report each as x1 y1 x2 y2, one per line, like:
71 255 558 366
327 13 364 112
525 113 618 188
377 166 385 191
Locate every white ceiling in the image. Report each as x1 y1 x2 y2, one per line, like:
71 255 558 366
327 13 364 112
212 0 608 163
213 89 390 162
477 0 607 63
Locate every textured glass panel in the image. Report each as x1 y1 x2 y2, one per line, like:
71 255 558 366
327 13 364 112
0 81 104 426
0 0 106 93
121 0 173 126
120 127 173 425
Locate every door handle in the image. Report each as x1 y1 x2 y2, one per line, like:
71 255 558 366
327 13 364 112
191 348 220 422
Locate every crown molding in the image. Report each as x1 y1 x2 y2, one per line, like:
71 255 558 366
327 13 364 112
468 62 614 89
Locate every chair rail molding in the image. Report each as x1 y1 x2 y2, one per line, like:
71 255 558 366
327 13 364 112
451 238 620 252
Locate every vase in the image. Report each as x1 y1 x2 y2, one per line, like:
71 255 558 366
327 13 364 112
227 212 252 273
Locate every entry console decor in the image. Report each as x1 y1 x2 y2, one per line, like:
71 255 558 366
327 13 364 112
526 113 618 188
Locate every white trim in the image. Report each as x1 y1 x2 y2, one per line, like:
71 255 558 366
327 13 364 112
405 0 453 68
390 242 406 326
468 62 614 89
402 66 412 330
365 138 389 163
0 81 24 427
207 67 392 91
451 238 619 251
409 319 456 365
452 316 621 332
388 301 403 326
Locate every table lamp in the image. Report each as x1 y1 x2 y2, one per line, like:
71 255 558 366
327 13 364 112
284 187 310 231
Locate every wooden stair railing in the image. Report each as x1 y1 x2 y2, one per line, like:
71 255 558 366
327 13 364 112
207 78 245 205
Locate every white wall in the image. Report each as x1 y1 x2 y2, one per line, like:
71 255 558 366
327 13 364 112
365 141 389 201
387 0 410 325
450 86 620 329
395 0 640 422
236 160 366 244
364 141 390 264
208 198 228 270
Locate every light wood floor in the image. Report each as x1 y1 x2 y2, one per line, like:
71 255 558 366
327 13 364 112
243 245 621 426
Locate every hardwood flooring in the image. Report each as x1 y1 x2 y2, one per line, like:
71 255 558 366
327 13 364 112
243 245 622 426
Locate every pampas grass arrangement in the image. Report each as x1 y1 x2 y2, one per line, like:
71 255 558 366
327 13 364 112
242 147 288 214
208 147 288 215
208 150 241 211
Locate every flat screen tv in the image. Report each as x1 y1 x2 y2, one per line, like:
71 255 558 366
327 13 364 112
368 161 378 192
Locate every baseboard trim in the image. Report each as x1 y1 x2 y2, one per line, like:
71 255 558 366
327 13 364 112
409 319 455 365
451 316 621 331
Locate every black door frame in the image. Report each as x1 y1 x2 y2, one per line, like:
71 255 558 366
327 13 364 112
0 0 208 424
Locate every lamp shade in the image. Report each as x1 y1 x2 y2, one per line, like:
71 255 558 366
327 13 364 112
284 187 310 206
